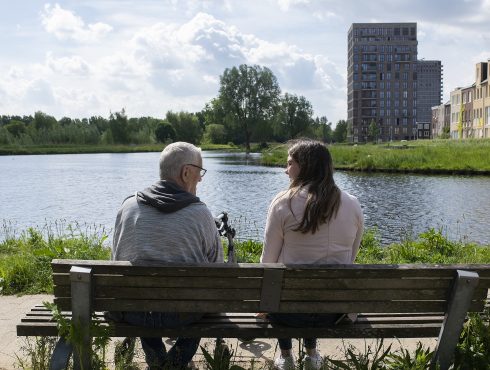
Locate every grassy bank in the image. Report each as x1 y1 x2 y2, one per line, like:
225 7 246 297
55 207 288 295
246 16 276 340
262 139 490 175
2 224 490 295
0 143 238 155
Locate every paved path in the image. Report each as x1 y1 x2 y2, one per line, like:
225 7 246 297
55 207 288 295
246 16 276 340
1 295 437 369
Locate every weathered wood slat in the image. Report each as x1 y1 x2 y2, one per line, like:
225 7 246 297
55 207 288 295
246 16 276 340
16 319 443 338
53 275 263 289
51 260 490 278
54 298 455 314
283 278 452 289
53 286 261 300
281 289 450 301
53 298 261 312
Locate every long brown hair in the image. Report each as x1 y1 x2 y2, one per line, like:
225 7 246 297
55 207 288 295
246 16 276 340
288 139 341 234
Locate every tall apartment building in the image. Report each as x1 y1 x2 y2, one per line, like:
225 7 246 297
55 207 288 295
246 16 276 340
417 60 443 138
347 23 418 142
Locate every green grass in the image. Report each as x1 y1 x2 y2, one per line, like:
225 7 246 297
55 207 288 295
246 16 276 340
261 139 490 174
0 143 238 155
2 223 490 296
0 222 110 295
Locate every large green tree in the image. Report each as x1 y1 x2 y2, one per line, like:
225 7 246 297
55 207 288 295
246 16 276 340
332 119 348 143
216 64 281 151
277 93 313 139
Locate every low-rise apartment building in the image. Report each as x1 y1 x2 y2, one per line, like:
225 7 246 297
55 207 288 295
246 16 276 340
449 60 490 139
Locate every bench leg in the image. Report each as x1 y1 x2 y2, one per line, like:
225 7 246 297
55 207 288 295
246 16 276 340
70 266 93 370
50 337 73 370
432 269 479 370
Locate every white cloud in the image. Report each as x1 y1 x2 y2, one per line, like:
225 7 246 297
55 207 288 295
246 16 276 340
24 79 56 107
41 3 112 42
46 53 90 76
276 0 310 11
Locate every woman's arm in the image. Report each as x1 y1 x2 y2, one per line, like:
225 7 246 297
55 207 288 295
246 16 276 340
260 196 285 263
350 201 365 263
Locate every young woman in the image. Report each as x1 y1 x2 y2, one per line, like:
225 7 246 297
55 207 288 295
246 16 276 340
260 139 364 370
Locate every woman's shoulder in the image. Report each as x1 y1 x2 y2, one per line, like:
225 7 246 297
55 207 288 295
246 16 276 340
340 190 362 209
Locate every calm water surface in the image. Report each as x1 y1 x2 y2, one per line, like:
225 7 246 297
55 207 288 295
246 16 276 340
1 151 490 245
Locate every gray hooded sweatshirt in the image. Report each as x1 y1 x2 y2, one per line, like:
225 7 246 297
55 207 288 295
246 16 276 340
112 180 223 264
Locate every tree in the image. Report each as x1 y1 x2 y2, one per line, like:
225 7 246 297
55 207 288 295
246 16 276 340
332 119 348 143
4 120 26 137
155 122 176 143
165 111 203 144
368 119 380 143
277 93 313 139
312 116 333 143
108 109 130 144
216 64 281 151
33 111 57 131
204 124 227 144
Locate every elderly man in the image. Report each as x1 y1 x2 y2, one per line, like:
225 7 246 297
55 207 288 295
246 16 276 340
112 141 223 370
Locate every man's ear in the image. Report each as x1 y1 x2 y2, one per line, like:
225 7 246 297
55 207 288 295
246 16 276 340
180 164 190 183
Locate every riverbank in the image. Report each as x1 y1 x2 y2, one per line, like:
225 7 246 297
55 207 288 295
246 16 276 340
0 143 238 155
262 139 490 175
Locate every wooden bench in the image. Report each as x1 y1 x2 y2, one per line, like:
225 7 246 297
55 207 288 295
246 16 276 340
17 259 490 370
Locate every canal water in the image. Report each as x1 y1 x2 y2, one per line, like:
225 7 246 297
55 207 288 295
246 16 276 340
1 151 490 245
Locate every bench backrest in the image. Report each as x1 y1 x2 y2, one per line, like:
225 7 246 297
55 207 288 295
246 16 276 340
52 259 490 314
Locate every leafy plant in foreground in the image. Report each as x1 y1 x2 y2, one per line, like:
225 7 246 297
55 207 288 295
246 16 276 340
45 301 111 370
453 307 490 369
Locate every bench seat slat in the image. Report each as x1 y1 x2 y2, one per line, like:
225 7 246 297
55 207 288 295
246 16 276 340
16 317 443 339
52 298 462 314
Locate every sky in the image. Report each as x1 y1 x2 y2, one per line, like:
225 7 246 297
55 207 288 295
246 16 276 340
0 0 489 125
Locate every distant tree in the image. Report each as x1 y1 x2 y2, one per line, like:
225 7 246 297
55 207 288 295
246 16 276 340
332 119 348 143
155 122 176 143
59 117 73 126
165 111 203 144
204 124 227 144
4 120 26 137
109 109 130 144
312 116 333 143
215 64 281 151
277 93 313 139
441 125 450 139
368 119 380 143
33 111 57 131
89 116 109 134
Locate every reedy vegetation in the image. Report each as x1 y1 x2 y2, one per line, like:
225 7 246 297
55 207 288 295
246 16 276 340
262 139 490 173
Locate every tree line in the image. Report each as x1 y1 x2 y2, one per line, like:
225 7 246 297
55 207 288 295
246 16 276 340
0 64 348 148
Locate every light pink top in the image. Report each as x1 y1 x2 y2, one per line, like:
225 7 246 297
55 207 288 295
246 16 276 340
261 187 364 264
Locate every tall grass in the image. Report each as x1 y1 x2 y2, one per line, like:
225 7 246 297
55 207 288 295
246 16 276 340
0 222 110 295
261 139 490 174
2 223 490 296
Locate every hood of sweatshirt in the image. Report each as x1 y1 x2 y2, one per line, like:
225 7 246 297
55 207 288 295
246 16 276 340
136 180 200 213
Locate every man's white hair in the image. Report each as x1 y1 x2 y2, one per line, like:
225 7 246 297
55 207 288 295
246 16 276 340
159 142 202 180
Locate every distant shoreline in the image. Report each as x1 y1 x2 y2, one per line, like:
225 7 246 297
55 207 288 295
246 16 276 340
0 143 238 156
261 139 490 176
